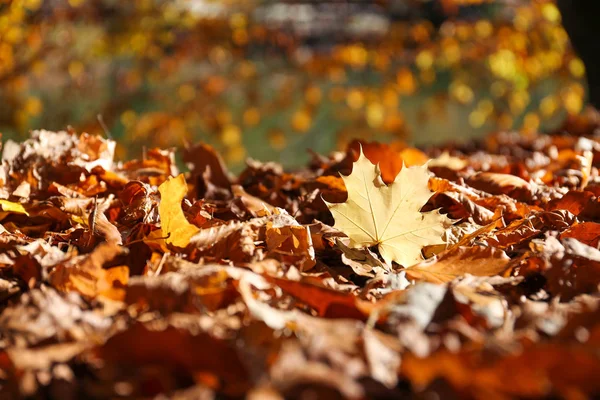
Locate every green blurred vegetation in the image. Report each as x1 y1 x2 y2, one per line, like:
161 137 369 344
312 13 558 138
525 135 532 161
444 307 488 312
0 0 586 170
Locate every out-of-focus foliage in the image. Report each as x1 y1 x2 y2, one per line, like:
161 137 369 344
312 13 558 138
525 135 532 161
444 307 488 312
0 0 585 169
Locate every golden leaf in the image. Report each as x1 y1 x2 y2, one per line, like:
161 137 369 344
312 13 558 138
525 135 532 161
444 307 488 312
325 149 450 266
158 174 200 248
0 199 29 216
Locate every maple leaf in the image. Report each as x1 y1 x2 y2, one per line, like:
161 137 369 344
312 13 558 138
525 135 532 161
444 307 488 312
325 149 450 267
158 174 200 248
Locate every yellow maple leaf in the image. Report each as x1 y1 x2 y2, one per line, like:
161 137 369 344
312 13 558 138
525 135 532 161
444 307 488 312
158 174 200 248
325 149 450 267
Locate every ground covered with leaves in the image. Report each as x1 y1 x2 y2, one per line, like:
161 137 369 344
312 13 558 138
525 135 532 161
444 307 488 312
1 119 600 399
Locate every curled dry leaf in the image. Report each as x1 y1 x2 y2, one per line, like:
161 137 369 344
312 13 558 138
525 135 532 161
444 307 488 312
336 238 389 277
467 172 533 199
405 245 511 284
266 221 315 271
88 201 122 245
560 221 600 248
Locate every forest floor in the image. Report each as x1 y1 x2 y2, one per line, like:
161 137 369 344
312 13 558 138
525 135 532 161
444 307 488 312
1 115 600 399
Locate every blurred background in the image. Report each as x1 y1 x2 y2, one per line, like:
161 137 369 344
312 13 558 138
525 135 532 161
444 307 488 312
0 0 586 171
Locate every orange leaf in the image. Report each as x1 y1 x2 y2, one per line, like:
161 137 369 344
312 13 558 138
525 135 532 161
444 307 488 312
158 174 200 248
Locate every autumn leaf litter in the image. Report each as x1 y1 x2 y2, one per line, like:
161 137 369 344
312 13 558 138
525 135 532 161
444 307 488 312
1 124 600 398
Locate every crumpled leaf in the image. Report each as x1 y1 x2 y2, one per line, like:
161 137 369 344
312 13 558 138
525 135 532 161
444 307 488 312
88 199 122 245
406 245 511 284
158 174 200 248
466 172 533 199
560 221 600 248
336 238 389 277
48 243 128 299
326 149 451 266
266 220 316 271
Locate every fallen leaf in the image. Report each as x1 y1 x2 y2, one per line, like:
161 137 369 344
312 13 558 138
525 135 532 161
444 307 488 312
466 172 533 199
560 222 600 248
326 148 450 266
158 174 200 248
406 246 510 284
48 242 128 299
428 151 468 170
0 200 29 216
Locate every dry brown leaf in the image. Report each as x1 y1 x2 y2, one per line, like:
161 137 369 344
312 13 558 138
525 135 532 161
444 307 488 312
266 222 316 271
48 243 128 299
405 246 510 284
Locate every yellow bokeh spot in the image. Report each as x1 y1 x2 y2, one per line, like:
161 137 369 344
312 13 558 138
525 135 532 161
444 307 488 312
237 61 256 79
513 8 532 31
168 118 187 140
563 90 583 115
68 0 85 7
305 86 322 106
68 61 84 79
24 97 42 116
541 3 561 24
130 33 148 54
477 99 494 117
329 87 346 103
475 20 493 38
382 88 399 109
232 29 248 46
216 110 232 125
24 0 42 10
522 112 540 134
346 89 365 110
243 107 261 126
178 84 196 102
498 113 513 130
32 60 45 77
120 110 137 128
396 68 416 95
469 110 486 128
345 45 368 68
509 91 530 114
569 58 586 79
540 96 558 117
226 145 246 163
451 82 474 104
489 50 517 80
366 103 385 128
4 26 23 44
221 125 242 146
442 41 461 65
229 13 247 30
268 128 286 150
416 50 434 70
291 109 312 133
162 4 180 23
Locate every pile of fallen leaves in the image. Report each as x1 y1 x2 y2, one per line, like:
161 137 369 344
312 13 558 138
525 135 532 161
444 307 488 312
2 119 600 399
